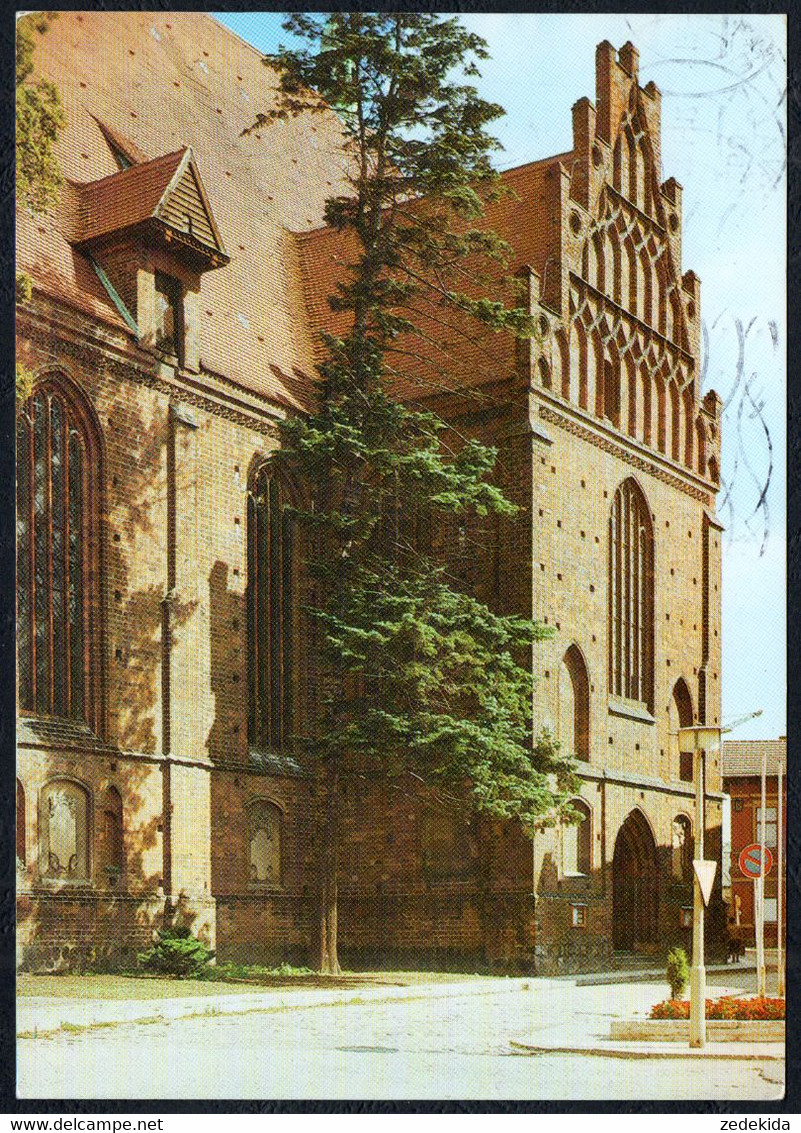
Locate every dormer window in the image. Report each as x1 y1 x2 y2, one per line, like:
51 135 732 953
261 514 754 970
71 146 229 373
155 271 184 359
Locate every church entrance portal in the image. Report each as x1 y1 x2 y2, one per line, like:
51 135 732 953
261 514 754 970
612 809 659 951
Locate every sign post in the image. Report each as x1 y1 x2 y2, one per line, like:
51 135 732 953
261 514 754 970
738 841 773 996
680 724 721 1050
778 757 784 997
758 749 767 997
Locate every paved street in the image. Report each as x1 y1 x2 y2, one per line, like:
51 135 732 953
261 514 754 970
18 975 783 1102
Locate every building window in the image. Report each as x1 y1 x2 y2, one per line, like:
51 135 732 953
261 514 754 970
154 272 183 359
755 806 777 848
603 360 621 427
558 645 590 760
16 779 26 865
608 478 654 708
672 814 693 881
99 786 123 883
764 898 777 923
40 780 90 882
669 678 694 782
248 465 294 753
248 799 282 885
17 380 101 728
571 903 587 927
563 799 592 875
680 906 693 928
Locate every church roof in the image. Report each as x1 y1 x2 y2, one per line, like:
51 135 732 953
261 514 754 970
16 11 351 412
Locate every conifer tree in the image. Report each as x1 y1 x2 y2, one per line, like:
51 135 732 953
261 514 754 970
257 13 578 973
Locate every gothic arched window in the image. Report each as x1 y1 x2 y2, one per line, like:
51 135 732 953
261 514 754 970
40 779 90 881
608 479 654 709
669 678 694 782
247 799 283 885
99 786 123 882
559 645 590 760
247 465 295 753
17 379 102 727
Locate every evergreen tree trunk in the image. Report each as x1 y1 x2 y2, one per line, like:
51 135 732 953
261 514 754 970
315 761 341 975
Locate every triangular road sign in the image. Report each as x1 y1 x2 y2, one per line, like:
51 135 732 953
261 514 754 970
693 860 718 906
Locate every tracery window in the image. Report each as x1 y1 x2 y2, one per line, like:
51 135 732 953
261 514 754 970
247 799 282 885
17 380 101 727
247 465 294 752
40 779 90 882
608 479 654 709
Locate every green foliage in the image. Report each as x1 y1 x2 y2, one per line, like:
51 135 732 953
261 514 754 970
261 13 576 835
666 946 690 1000
137 926 215 978
16 363 34 405
16 13 65 216
203 961 316 982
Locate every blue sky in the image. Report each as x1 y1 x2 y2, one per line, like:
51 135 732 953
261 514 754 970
215 12 786 741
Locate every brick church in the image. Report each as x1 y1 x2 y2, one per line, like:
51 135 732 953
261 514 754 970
16 13 726 973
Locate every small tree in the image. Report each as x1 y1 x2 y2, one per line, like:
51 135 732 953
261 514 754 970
257 13 578 974
666 946 689 1000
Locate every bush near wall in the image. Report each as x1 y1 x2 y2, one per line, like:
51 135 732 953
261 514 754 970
650 996 785 1021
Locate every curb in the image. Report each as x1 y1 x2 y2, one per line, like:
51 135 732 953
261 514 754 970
509 1039 784 1062
575 963 757 986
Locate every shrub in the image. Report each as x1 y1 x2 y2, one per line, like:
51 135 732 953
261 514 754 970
138 926 214 978
650 996 785 1021
666 946 689 1000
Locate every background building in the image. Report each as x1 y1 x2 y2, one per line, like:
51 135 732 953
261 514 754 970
16 13 724 973
722 737 786 949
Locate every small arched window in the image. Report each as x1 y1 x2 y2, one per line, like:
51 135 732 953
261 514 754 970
40 779 90 882
669 678 694 781
563 798 592 876
248 799 283 885
248 465 295 753
17 379 102 728
558 645 590 760
16 779 26 865
608 479 654 709
603 360 621 427
99 786 123 881
672 814 693 881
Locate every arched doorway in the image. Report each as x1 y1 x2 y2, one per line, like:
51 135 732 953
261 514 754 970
612 809 659 951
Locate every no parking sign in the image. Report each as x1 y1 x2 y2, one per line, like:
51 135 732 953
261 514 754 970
738 842 773 878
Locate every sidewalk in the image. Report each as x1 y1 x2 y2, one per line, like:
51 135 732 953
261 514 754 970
17 974 535 1035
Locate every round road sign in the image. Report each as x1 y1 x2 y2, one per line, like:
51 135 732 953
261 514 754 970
738 843 773 878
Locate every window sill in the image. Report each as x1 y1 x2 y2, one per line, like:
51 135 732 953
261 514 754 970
608 697 655 724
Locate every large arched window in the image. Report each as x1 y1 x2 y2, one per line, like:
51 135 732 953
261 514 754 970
608 479 654 709
17 379 102 727
563 798 592 876
247 465 295 753
558 645 590 760
39 779 90 882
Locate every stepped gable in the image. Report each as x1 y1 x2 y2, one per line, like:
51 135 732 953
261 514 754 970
16 11 351 412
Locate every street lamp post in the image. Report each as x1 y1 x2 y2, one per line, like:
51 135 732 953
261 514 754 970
679 724 721 1050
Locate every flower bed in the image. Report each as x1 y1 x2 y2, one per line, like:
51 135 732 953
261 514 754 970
650 996 784 1021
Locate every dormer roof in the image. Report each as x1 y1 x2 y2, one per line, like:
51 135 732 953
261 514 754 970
72 146 229 269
